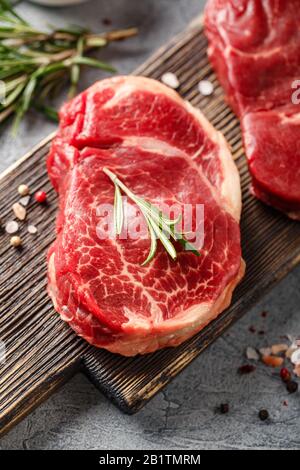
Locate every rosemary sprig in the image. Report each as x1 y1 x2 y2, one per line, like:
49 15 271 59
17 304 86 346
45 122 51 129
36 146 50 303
0 0 137 131
103 167 201 266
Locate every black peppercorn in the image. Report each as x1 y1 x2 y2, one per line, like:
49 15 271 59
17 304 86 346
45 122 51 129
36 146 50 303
258 409 269 421
286 380 298 394
219 403 229 414
238 364 256 375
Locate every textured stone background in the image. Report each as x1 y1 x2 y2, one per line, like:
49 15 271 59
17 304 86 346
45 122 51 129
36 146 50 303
1 0 300 450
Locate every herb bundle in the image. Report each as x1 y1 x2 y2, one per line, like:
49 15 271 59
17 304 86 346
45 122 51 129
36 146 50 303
103 167 200 266
0 0 137 130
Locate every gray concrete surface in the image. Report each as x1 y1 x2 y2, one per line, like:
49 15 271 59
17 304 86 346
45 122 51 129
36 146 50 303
1 0 300 450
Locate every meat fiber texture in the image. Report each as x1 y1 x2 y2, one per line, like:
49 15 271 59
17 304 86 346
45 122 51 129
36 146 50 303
204 0 300 219
47 76 244 356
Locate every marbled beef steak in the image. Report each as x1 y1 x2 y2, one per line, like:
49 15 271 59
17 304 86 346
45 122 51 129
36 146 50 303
205 0 300 219
47 76 244 356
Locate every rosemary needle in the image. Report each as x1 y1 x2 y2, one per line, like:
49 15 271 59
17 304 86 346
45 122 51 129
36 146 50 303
114 184 123 236
103 167 201 266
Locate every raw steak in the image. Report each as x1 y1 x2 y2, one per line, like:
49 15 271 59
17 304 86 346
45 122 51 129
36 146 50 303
47 76 244 356
204 0 300 219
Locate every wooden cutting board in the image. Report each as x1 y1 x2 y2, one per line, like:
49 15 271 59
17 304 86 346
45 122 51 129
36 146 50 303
1 18 300 437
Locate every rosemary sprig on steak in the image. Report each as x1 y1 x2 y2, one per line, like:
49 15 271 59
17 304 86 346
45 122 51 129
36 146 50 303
103 167 200 265
0 0 137 131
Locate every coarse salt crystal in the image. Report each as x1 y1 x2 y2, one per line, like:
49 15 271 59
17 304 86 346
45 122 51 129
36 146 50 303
27 224 38 234
290 348 300 365
19 195 30 207
169 402 180 409
271 343 289 355
5 220 19 234
294 364 300 378
12 202 26 221
161 72 180 89
259 347 272 356
198 80 214 96
246 346 259 361
286 346 297 359
287 334 298 349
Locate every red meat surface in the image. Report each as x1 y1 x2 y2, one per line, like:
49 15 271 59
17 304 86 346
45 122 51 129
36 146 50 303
204 0 300 219
47 76 244 356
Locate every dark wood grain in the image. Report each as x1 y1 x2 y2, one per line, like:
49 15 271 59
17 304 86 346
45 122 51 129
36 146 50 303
1 19 300 436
